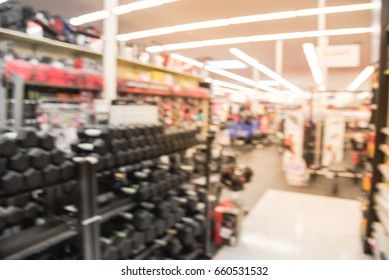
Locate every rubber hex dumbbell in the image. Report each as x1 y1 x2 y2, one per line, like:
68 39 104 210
101 234 132 259
0 157 7 176
104 153 116 169
73 139 108 155
51 149 66 165
42 164 60 185
109 139 121 154
1 171 24 193
60 161 75 181
28 148 50 170
14 127 39 148
0 135 17 157
154 218 167 236
37 131 55 150
144 223 157 243
78 126 113 142
23 202 40 219
117 209 153 231
100 238 120 260
9 151 29 172
0 207 6 230
175 223 196 247
5 206 24 225
116 151 127 166
23 168 43 189
182 217 202 237
89 153 105 172
155 236 183 257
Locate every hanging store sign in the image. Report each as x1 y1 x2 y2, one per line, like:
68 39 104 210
319 44 360 68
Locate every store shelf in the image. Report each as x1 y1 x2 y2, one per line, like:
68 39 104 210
381 127 389 135
98 197 137 222
378 164 389 180
0 219 77 260
0 27 101 57
380 144 389 157
372 222 389 260
117 56 204 81
377 183 389 203
374 195 389 234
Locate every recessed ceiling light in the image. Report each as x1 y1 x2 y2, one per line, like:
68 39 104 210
206 60 247 70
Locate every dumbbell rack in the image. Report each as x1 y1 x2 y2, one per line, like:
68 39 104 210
0 159 90 260
85 148 208 260
1 127 214 260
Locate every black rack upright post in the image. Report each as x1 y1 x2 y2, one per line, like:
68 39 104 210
204 132 214 258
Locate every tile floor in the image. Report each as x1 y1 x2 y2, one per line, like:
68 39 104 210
215 189 370 259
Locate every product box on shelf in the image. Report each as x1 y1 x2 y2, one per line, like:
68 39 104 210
214 198 244 247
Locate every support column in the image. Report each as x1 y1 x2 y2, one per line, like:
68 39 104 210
317 0 328 89
103 0 118 100
275 40 283 77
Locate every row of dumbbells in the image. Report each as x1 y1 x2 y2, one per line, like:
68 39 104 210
101 161 191 202
72 125 198 172
0 194 41 232
100 195 205 260
0 127 75 195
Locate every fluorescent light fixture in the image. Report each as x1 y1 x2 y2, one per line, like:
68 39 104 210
70 0 179 26
210 79 255 93
207 60 247 70
170 53 204 68
0 0 9 5
113 0 178 15
69 10 108 26
146 27 373 52
118 3 376 41
229 48 303 94
204 65 279 94
302 43 324 86
347 66 375 91
170 53 279 94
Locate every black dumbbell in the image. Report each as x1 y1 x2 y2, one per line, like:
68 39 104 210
23 202 40 219
116 151 127 166
182 217 202 237
101 235 132 259
100 238 120 260
0 207 6 230
89 153 105 172
113 178 151 201
0 157 7 176
15 127 39 148
78 126 112 141
155 236 183 257
60 161 75 181
9 151 29 172
74 139 108 155
0 135 17 157
23 168 43 189
140 201 171 220
174 223 196 247
104 153 116 169
37 131 55 150
144 223 157 243
51 149 66 165
116 209 153 231
109 139 121 154
154 218 167 236
0 171 24 193
42 164 60 185
5 206 24 225
28 148 50 170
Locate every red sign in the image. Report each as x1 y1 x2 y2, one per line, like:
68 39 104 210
5 60 103 90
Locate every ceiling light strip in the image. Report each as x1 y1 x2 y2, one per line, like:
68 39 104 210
117 3 376 41
346 66 375 91
145 27 373 52
302 43 324 85
229 48 303 93
69 0 180 26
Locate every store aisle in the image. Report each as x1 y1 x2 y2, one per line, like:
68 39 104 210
221 146 362 212
215 189 370 260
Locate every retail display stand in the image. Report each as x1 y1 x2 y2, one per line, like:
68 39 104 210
364 0 389 259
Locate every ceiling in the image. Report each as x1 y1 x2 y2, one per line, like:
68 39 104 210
18 0 375 92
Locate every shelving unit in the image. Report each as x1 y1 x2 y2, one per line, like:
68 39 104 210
364 0 389 259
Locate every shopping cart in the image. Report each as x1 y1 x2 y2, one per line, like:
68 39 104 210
228 120 259 144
